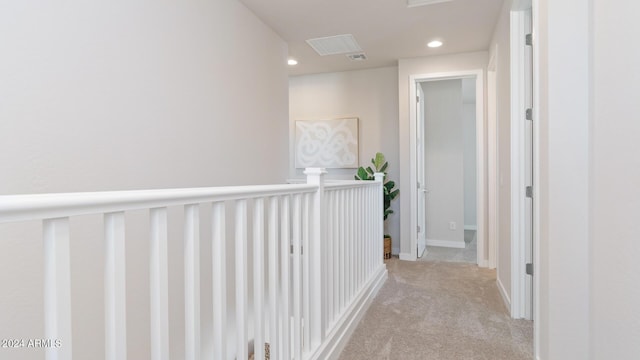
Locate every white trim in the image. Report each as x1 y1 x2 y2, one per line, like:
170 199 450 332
464 224 477 231
398 253 414 261
509 7 530 320
409 70 486 266
487 45 499 270
497 276 511 311
532 0 541 357
309 265 388 360
426 239 466 249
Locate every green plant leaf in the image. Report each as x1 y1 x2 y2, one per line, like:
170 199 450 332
366 166 374 175
379 162 388 173
357 167 370 180
389 189 399 200
374 152 386 169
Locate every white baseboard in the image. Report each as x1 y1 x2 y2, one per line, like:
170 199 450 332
497 277 511 311
398 252 414 261
426 239 466 249
309 264 388 360
464 224 478 230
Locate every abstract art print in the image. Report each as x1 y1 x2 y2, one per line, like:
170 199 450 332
295 118 359 168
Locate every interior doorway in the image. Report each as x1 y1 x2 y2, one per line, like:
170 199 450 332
409 70 487 266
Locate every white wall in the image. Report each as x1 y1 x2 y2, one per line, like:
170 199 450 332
422 80 464 246
488 0 512 306
288 67 400 252
0 1 289 359
591 1 640 358
462 78 477 229
398 52 488 257
536 0 590 358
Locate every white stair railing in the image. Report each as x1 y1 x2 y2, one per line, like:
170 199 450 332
0 168 387 360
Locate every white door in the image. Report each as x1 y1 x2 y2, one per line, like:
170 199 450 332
416 83 427 258
524 7 534 319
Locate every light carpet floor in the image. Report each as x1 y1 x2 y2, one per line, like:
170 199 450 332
338 259 533 360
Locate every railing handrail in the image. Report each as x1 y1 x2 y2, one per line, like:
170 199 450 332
324 180 380 191
0 183 317 223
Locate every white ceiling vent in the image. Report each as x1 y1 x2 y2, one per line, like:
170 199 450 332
347 53 367 61
407 0 454 8
306 34 362 56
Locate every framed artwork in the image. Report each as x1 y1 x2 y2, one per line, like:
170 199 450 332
295 118 359 168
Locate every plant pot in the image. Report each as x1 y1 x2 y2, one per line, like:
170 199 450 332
384 236 392 259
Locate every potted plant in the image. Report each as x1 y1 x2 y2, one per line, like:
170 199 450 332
355 152 399 259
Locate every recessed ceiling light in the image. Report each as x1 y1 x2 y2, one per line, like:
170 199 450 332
288 59 298 66
427 40 443 48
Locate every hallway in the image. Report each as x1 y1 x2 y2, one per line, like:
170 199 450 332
339 259 533 360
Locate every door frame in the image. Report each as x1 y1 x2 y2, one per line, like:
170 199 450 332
510 0 535 321
416 84 427 258
487 48 498 270
407 70 487 266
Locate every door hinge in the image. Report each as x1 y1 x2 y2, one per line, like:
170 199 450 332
525 33 533 46
417 225 421 233
526 263 534 276
525 108 533 120
417 181 421 188
526 186 533 198
416 95 420 103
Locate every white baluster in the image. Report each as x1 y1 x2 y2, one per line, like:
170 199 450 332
347 189 355 304
104 212 126 360
333 191 340 319
370 187 374 273
375 173 385 266
253 198 265 360
184 204 201 360
235 200 248 360
305 167 327 346
268 197 279 360
338 190 345 311
292 194 302 360
211 202 227 360
43 217 72 360
326 191 334 326
357 188 362 289
302 193 310 352
364 187 370 276
150 208 169 360
279 196 291 360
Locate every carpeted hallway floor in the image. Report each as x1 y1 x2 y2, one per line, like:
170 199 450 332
338 259 533 360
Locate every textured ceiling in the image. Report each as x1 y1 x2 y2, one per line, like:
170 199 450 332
238 0 504 75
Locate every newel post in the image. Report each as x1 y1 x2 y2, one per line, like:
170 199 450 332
374 173 384 264
304 167 327 346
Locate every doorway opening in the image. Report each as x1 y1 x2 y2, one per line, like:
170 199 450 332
408 70 487 266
